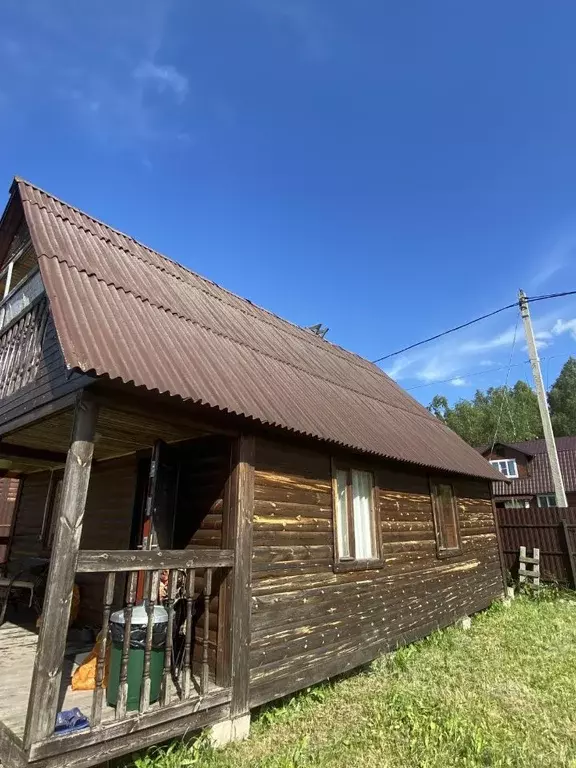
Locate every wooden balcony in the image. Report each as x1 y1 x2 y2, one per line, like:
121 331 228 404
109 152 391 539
0 276 48 401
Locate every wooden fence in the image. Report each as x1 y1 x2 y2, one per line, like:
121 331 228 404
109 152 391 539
496 506 576 587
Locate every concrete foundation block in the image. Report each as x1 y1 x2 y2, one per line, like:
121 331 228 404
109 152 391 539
209 714 251 748
459 616 472 630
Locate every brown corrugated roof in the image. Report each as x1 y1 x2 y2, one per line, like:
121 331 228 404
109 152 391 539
486 438 576 496
10 177 502 481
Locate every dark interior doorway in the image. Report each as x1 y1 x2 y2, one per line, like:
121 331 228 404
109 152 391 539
131 435 232 552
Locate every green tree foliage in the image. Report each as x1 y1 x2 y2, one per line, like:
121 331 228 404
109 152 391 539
428 381 543 446
549 357 576 437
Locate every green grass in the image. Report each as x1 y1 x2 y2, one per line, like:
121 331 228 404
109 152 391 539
126 590 576 768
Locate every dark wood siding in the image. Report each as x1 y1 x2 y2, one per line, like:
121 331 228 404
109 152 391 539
8 456 137 624
0 477 20 565
249 438 503 706
173 436 232 676
7 471 50 564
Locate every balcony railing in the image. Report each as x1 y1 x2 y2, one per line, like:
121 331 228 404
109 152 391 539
0 275 48 400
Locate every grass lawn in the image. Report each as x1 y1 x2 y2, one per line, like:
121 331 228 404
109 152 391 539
128 592 576 768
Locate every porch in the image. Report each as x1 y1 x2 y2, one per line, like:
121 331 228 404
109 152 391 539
0 389 254 768
0 620 102 740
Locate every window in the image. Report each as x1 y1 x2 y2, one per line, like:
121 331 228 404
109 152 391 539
537 494 557 508
332 465 380 566
40 472 63 550
430 482 461 556
0 270 44 331
489 459 518 478
504 499 530 509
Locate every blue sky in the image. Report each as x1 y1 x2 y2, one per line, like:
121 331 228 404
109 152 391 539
1 0 576 406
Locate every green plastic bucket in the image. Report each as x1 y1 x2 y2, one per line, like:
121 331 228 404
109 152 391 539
107 604 168 711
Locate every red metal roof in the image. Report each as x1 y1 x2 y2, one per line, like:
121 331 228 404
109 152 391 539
487 438 576 496
12 178 502 481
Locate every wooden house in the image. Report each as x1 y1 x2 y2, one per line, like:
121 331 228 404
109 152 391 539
480 438 576 509
0 178 505 768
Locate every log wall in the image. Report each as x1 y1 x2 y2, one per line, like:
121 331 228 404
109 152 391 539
249 438 503 706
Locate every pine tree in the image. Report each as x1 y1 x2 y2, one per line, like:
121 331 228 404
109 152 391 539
549 357 576 436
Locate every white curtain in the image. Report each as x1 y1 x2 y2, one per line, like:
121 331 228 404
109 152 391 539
352 470 374 560
335 469 350 558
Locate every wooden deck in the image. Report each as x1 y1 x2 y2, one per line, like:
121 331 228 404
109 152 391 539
0 619 226 747
0 621 97 740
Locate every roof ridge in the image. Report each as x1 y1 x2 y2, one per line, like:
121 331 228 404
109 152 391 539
15 177 385 376
38 250 438 425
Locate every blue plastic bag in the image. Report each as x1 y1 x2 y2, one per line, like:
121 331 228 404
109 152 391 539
54 708 89 733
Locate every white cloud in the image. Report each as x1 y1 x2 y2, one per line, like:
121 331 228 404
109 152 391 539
459 327 519 354
133 61 188 102
552 318 576 341
479 359 495 367
531 233 576 288
0 1 192 148
384 357 412 380
450 377 468 387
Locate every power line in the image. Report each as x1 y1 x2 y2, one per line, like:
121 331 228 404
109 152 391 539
371 302 518 364
405 354 564 391
526 289 576 303
372 290 576 364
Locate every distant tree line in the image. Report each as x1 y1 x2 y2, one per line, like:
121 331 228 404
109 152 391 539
428 356 576 446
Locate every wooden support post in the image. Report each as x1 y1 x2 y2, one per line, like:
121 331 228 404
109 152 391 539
161 570 177 707
561 520 576 589
23 395 99 747
201 568 213 695
223 435 255 719
182 569 195 699
139 570 160 714
116 571 138 720
491 496 508 594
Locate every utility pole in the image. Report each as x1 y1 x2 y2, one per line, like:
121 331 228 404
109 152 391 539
519 290 567 507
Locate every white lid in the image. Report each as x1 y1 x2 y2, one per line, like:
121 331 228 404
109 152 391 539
110 603 168 626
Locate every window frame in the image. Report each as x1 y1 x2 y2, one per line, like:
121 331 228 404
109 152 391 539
331 459 383 572
429 479 462 558
503 498 530 509
489 458 519 479
537 494 557 508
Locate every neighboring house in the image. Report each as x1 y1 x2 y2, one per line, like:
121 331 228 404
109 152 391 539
0 177 504 768
479 438 576 509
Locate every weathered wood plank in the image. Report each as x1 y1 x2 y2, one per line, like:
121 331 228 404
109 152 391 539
76 548 234 572
28 693 233 764
229 434 255 718
23 394 99 747
0 720 27 768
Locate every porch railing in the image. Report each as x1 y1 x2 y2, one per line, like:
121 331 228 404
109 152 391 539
29 548 234 757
